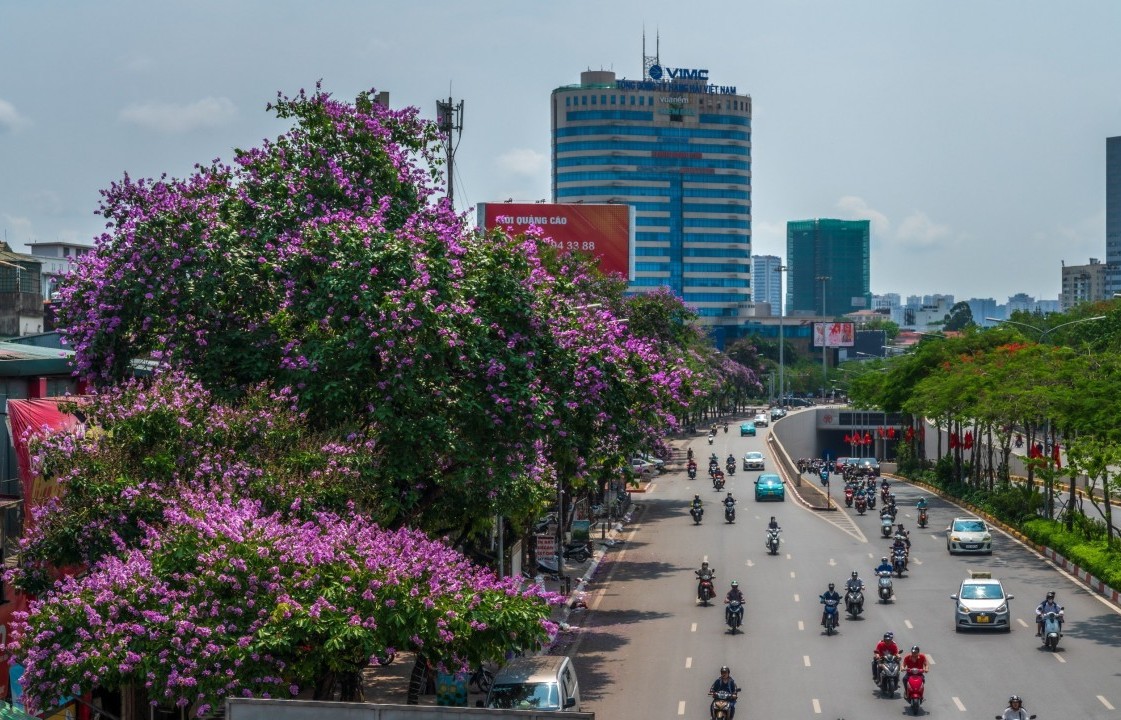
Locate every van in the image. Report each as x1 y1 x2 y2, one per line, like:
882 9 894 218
482 655 581 712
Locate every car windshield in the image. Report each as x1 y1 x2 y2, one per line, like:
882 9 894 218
953 520 986 533
488 682 560 710
746 452 763 459
759 476 780 486
960 584 1004 600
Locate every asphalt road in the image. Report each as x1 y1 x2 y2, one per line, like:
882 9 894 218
568 421 1121 720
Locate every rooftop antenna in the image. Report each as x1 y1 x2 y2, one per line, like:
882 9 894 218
642 27 660 80
436 84 464 208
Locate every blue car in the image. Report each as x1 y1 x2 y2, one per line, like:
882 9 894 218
739 422 756 437
754 473 785 501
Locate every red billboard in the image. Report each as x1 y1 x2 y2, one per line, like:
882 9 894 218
479 203 634 280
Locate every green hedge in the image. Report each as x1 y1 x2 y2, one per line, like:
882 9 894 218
1021 519 1121 589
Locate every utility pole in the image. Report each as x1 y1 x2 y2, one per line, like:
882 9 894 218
816 275 830 402
436 95 464 206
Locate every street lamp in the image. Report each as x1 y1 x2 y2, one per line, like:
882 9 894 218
816 275 830 402
775 265 788 405
984 315 1106 343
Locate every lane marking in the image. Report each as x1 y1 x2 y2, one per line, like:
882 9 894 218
1017 618 1028 627
678 700 686 715
1054 654 1066 664
803 655 812 667
790 571 796 579
746 559 754 567
952 696 966 711
685 657 692 668
828 558 836 566
904 619 913 629
868 552 875 558
928 654 936 665
785 553 792 559
913 558 923 565
798 620 804 631
691 623 697 633
812 698 821 714
794 593 800 602
1099 696 1115 710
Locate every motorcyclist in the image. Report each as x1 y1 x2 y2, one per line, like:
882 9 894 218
845 570 864 593
1001 695 1030 720
723 492 736 509
708 665 739 720
915 496 928 511
723 422 729 433
896 523 911 548
872 631 900 681
875 556 894 575
819 582 842 627
1035 591 1064 636
891 534 909 559
726 580 744 604
767 516 781 531
687 448 694 462
902 645 929 675
695 561 716 600
691 494 704 519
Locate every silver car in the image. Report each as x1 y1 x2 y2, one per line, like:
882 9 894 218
946 517 992 555
742 451 766 471
951 574 1013 632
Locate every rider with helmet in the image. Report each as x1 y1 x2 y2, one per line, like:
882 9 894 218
845 570 864 593
724 492 736 510
872 631 900 681
895 523 911 548
819 582 842 627
1001 695 1030 720
902 645 929 674
708 666 739 719
875 556 894 575
1035 591 1063 637
726 580 744 604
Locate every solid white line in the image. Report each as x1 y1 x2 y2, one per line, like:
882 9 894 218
790 571 796 578
798 620 805 631
678 700 687 715
685 657 692 668
1054 654 1066 664
794 593 800 602
691 623 697 632
1017 618 1028 627
952 696 966 711
1099 696 1115 711
812 698 821 714
804 655 812 667
904 619 913 629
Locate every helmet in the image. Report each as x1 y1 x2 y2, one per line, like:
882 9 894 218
727 492 733 497
730 580 739 587
1009 696 1022 705
701 561 709 567
1046 591 1055 600
882 556 889 563
910 645 920 653
851 570 859 578
883 632 894 641
828 583 835 590
897 523 905 529
694 494 700 500
720 665 730 674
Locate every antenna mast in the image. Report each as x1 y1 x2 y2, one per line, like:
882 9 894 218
436 94 464 207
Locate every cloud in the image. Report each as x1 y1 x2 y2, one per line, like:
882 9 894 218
495 148 547 177
2 214 34 241
0 98 29 132
895 210 952 250
118 97 238 134
834 195 891 237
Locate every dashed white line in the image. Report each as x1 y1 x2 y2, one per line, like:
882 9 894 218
685 657 692 668
803 655 812 667
913 558 923 565
952 696 966 711
1017 618 1029 627
904 619 913 629
1099 695 1115 710
828 558 836 566
785 553 792 559
794 593 800 602
812 698 822 714
798 620 805 631
678 700 686 715
746 559 754 567
928 655 936 665
1054 654 1066 664
790 571 796 579
691 623 697 632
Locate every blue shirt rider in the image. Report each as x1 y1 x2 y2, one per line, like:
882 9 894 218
709 666 740 720
875 557 894 575
916 497 928 510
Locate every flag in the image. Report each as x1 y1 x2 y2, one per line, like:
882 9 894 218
964 431 974 450
1052 443 1061 469
949 433 959 449
905 427 914 442
863 432 872 445
844 434 852 444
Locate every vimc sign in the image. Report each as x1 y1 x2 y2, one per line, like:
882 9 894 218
478 202 635 280
647 64 708 81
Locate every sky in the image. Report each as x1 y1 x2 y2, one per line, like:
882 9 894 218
3 1 1121 302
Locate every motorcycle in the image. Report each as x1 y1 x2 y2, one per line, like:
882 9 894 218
765 527 781 555
881 487 891 505
725 459 736 475
723 500 736 524
710 690 736 720
819 468 830 486
725 599 744 634
690 505 703 525
877 570 894 603
867 492 877 510
1041 609 1064 651
563 541 592 563
697 573 716 606
892 548 908 577
820 597 840 635
688 466 697 480
845 588 864 617
854 495 867 515
707 435 714 445
877 654 900 697
903 669 925 715
723 423 729 434
844 486 854 507
881 516 894 538
712 473 725 491
917 507 928 528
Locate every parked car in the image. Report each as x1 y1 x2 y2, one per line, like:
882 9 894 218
753 413 769 427
742 451 766 471
629 458 654 475
754 473 785 501
483 655 582 712
739 421 756 437
951 571 1012 632
637 453 665 471
946 517 992 555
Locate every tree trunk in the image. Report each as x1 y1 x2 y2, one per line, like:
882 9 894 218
313 671 338 700
407 654 428 705
339 670 365 702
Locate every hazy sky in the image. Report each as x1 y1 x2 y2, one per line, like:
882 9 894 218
3 1 1120 301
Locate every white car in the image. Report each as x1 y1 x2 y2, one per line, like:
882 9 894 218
770 407 787 420
946 517 992 555
742 451 766 471
753 413 769 427
629 458 654 475
638 453 665 471
951 573 1013 632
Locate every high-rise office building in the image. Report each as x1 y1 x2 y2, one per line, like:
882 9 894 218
1060 258 1108 310
551 56 752 330
786 219 870 316
1108 137 1121 295
751 255 783 313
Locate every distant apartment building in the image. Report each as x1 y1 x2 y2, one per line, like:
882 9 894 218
1106 137 1121 295
966 298 1000 325
1059 258 1108 310
787 219 870 316
751 255 783 313
26 240 93 299
871 293 903 325
0 243 43 337
899 295 952 331
1006 293 1036 315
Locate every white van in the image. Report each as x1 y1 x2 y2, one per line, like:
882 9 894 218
482 655 581 712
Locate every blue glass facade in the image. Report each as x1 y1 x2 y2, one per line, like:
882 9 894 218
551 70 752 326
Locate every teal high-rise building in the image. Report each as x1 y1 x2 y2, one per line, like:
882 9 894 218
551 62 751 330
786 219 871 316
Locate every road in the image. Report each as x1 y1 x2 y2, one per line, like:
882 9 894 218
568 420 1121 719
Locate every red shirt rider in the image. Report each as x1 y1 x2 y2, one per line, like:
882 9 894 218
875 638 900 658
902 648 928 673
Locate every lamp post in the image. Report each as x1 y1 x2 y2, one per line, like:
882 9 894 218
776 265 787 406
816 275 830 402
